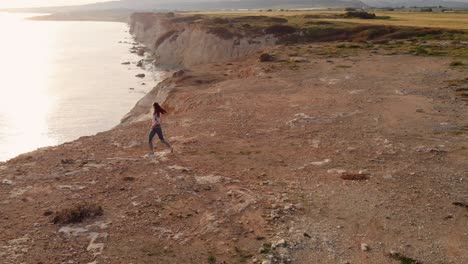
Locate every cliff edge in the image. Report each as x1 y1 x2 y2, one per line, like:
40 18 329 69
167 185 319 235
123 13 279 124
129 12 277 68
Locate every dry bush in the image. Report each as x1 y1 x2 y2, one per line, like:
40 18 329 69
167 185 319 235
207 27 239 40
53 204 103 224
259 53 274 62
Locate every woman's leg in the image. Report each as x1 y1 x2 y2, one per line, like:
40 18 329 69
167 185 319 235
155 126 172 149
148 128 157 153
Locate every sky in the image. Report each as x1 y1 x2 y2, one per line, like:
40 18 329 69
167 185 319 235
0 0 109 8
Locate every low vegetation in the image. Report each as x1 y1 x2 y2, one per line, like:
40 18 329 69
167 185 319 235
53 203 103 224
259 53 274 62
344 11 377 19
389 252 422 264
170 12 467 59
450 61 465 67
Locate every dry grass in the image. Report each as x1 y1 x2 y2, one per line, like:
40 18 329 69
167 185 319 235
186 10 468 30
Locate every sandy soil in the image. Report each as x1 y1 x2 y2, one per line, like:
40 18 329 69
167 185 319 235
0 45 467 264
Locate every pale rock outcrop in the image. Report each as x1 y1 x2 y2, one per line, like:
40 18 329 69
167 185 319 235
129 13 277 68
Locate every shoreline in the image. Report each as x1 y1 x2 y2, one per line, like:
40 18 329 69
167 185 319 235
0 17 160 162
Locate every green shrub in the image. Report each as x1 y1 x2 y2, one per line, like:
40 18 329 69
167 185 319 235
344 11 377 19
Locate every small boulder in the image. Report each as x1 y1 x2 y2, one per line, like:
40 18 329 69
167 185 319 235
135 73 146 78
273 239 287 248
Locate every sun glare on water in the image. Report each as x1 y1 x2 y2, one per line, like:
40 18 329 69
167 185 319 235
0 13 157 161
0 13 58 159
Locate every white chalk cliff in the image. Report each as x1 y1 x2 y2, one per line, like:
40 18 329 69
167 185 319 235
129 13 277 68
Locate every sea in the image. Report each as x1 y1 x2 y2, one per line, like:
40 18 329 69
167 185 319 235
0 13 160 161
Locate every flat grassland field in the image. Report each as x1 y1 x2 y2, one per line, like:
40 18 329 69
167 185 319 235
189 11 468 30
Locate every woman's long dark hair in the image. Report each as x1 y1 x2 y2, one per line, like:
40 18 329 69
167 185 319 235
153 102 167 116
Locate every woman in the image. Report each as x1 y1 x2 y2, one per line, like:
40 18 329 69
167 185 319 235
148 102 173 157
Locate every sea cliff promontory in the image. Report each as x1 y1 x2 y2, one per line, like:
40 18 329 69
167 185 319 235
1 11 467 264
129 12 277 68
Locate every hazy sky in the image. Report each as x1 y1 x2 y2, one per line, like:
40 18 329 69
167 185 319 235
1 0 468 8
0 0 109 8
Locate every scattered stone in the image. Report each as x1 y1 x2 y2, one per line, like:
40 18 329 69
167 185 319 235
361 243 370 251
327 169 347 175
136 60 143 67
121 62 131 65
195 175 224 184
59 226 88 237
309 159 331 166
2 179 13 185
168 165 190 172
135 73 146 78
57 185 86 191
87 232 107 257
414 146 447 154
273 239 287 248
287 113 318 127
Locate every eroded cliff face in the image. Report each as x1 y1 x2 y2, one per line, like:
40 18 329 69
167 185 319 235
122 12 277 124
129 12 277 68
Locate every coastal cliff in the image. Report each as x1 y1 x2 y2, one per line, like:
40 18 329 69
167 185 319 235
1 15 468 262
129 12 277 68
123 13 278 123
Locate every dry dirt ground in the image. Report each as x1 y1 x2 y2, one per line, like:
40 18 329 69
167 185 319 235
1 45 467 264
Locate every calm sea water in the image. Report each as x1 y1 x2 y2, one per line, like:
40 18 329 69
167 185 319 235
0 13 160 161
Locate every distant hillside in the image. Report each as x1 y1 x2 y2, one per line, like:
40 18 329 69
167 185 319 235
2 0 368 13
363 0 468 8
